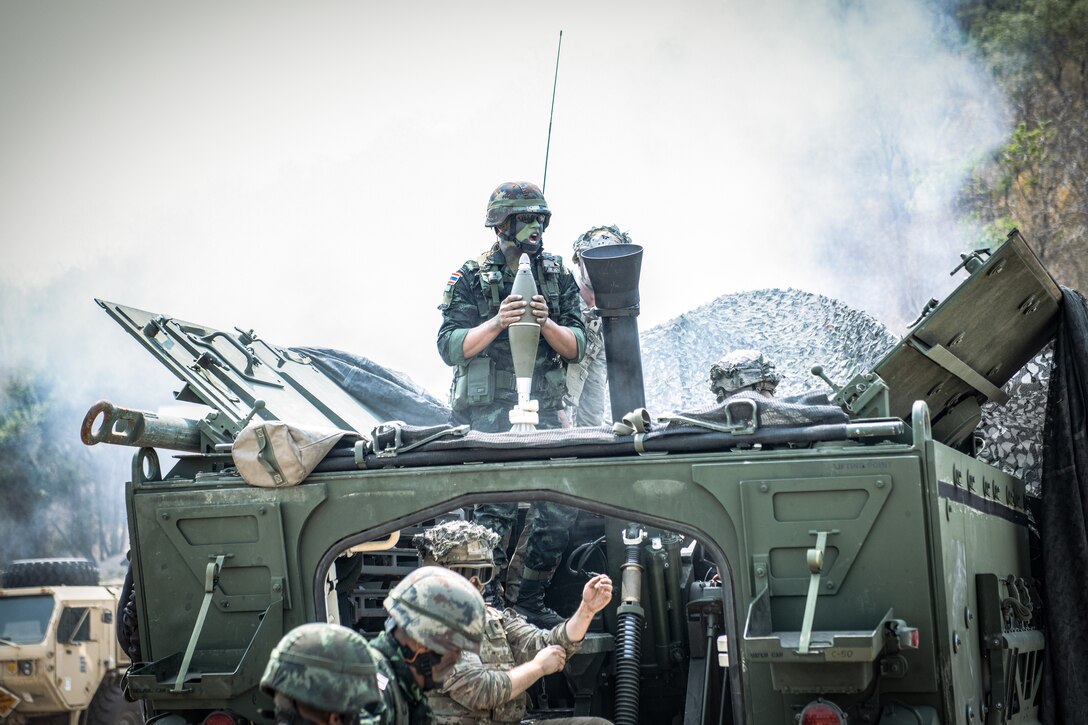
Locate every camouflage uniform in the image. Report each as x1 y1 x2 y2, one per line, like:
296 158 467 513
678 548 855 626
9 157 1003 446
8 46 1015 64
438 184 587 596
437 242 587 432
565 297 608 427
415 522 607 725
433 609 585 724
370 630 431 725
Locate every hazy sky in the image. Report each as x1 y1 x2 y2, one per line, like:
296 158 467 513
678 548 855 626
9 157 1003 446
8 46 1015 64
1 0 1008 408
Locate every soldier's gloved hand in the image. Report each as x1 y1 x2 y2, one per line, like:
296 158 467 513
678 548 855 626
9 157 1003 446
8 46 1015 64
528 295 550 325
533 645 568 675
494 294 528 330
581 574 614 614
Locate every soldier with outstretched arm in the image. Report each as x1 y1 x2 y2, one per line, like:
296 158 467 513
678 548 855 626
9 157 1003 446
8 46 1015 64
416 521 613 725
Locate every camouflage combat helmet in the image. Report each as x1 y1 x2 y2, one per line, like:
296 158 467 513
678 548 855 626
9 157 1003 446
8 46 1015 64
415 520 499 586
485 181 551 228
384 565 486 655
708 349 780 400
572 224 634 261
259 623 380 717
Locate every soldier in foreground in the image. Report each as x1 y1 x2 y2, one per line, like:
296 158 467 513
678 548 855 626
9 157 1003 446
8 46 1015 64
260 622 383 725
437 181 586 627
564 225 635 427
370 566 488 724
415 521 613 725
708 349 780 401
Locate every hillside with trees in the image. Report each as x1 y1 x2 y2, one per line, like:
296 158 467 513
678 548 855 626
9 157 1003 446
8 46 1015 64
959 0 1087 289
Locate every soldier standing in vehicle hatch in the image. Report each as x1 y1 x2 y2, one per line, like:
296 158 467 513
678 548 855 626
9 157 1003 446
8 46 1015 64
437 181 586 628
708 349 780 401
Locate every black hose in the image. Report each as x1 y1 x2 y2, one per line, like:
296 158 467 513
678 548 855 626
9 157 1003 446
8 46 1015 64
614 539 644 725
614 610 643 725
567 535 607 577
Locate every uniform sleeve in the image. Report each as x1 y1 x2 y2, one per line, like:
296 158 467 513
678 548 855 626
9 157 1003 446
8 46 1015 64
501 608 583 663
439 650 513 712
555 268 587 363
437 269 485 367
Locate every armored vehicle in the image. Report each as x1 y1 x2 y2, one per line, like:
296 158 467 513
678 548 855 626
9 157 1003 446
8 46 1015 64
0 558 141 725
81 230 1079 724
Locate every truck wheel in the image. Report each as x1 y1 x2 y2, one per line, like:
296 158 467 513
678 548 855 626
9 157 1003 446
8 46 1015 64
1 558 100 587
117 566 142 662
81 678 142 725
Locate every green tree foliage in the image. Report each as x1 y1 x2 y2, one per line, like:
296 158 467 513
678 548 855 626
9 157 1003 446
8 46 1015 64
959 0 1088 288
0 369 128 569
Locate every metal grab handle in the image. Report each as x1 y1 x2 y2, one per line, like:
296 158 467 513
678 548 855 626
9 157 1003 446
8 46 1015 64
173 555 227 693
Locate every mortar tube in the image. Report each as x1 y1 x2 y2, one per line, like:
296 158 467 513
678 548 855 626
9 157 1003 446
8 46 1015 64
645 540 671 674
662 532 687 655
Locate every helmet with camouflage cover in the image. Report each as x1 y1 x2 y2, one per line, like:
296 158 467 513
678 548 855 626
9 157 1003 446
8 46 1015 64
485 181 551 228
259 623 380 718
415 520 499 587
384 565 485 655
414 520 498 567
572 224 634 262
709 349 780 400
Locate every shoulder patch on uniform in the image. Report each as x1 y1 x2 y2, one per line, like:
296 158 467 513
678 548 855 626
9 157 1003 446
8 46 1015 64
447 271 463 286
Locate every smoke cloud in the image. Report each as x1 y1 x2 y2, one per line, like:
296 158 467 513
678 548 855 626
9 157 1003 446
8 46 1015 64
0 0 1009 558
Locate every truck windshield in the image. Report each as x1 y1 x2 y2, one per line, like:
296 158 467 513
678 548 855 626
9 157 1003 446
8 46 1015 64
0 595 55 644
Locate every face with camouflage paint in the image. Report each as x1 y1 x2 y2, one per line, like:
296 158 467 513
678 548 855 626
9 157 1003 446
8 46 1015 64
511 213 545 255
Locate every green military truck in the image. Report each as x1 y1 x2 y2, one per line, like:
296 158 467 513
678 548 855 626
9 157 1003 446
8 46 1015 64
0 559 141 725
80 231 1080 724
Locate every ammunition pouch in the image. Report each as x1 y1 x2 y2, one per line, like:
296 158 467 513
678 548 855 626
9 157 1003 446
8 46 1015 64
451 358 522 411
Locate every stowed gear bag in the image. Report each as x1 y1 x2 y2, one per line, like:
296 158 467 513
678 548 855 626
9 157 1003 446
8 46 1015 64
232 421 347 487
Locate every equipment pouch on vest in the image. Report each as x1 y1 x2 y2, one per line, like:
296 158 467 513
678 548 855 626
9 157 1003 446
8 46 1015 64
451 357 495 411
466 356 495 406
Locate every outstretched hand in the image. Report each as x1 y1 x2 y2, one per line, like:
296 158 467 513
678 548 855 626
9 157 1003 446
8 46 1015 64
581 574 614 614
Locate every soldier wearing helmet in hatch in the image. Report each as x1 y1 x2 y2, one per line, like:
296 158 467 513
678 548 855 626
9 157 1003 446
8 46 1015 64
708 349 780 401
437 182 586 628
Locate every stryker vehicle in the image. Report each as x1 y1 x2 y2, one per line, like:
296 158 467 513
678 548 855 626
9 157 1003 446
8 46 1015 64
0 558 141 725
80 230 1072 724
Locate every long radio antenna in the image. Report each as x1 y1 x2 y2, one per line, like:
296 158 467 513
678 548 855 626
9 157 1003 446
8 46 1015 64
542 30 563 193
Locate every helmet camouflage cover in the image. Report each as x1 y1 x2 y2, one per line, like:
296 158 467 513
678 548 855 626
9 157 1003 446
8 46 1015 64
414 520 499 567
384 565 485 655
708 349 780 400
485 181 551 228
259 622 380 715
572 224 634 260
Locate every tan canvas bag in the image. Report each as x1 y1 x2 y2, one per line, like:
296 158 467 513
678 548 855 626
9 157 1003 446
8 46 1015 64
232 421 345 488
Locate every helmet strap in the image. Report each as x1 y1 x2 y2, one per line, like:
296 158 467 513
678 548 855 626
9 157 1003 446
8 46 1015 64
497 218 517 244
388 617 442 691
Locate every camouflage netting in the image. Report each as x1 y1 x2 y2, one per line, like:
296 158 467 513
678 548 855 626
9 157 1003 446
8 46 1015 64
976 345 1051 495
640 287 1052 489
640 288 899 412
